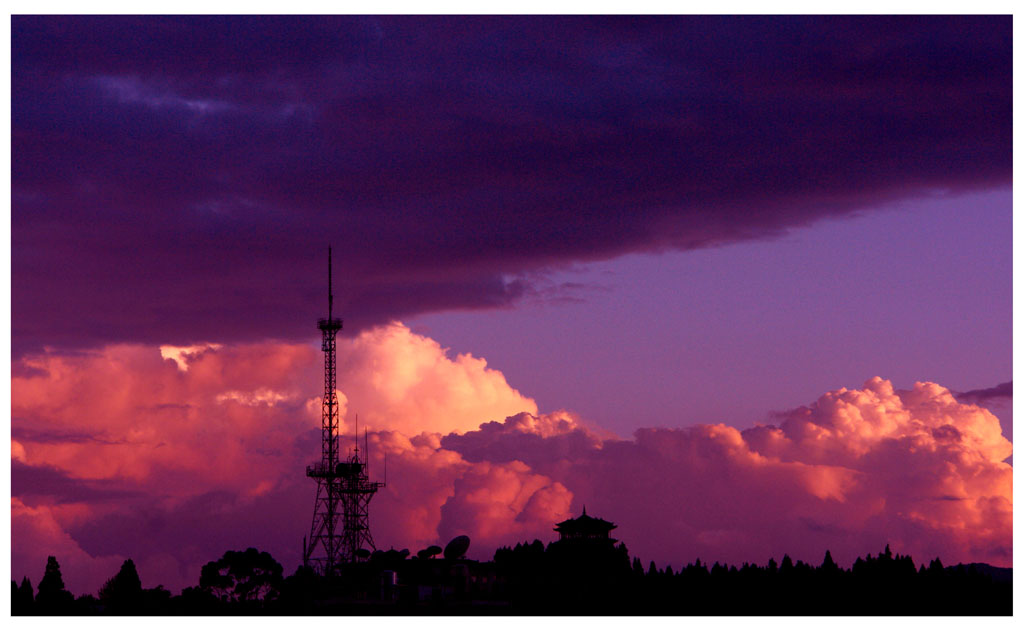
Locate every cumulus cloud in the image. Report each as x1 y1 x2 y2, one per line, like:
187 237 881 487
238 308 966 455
12 342 316 490
452 378 1012 570
335 323 537 436
11 326 1013 595
12 323 533 489
366 430 572 555
11 324 541 593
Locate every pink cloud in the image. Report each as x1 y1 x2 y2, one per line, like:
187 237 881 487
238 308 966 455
11 327 1012 596
448 378 1011 570
11 498 123 595
11 323 535 496
332 322 538 436
10 324 541 593
353 429 572 560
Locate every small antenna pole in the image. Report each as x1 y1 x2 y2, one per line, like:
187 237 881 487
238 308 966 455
354 413 359 457
328 245 333 321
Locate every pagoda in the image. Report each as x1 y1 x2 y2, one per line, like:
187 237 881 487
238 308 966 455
553 506 617 543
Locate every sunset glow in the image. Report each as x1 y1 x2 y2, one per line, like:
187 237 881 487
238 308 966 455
11 14 1011 609
11 325 1012 594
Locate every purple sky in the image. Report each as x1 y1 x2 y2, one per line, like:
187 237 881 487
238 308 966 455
409 188 1012 440
10 15 1013 593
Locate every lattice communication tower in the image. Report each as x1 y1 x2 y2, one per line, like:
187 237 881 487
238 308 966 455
303 247 384 576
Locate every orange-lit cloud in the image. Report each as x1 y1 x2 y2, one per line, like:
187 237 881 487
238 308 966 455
447 378 1011 571
333 322 538 436
12 323 535 494
365 430 572 556
11 326 1012 596
11 324 541 593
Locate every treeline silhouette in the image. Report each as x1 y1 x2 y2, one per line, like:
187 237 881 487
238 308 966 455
12 543 1010 615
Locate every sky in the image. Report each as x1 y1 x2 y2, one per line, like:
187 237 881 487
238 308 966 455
9 15 1013 596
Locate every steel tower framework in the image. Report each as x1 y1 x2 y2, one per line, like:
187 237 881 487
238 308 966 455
303 247 384 576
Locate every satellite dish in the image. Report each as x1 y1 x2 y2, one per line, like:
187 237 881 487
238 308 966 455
444 535 471 560
417 545 443 560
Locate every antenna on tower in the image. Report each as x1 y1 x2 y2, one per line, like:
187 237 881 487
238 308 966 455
328 245 334 321
354 413 359 456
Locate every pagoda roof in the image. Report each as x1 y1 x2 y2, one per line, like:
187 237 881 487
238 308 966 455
553 507 617 533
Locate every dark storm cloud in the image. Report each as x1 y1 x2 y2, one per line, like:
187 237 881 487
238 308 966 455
12 424 128 446
12 461 140 504
12 15 1011 354
954 381 1012 403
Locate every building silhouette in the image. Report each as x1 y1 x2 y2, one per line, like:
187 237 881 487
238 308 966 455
553 507 617 543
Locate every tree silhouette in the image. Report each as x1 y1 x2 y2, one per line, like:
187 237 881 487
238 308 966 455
14 573 33 614
820 550 838 574
16 541 1011 615
779 553 794 574
199 548 283 603
35 556 74 613
73 593 101 614
99 559 143 613
12 576 34 615
274 564 322 614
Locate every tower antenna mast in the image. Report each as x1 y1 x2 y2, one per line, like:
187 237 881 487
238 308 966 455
303 246 384 576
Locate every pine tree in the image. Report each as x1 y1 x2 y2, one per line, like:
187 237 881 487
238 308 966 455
11 581 19 614
780 554 794 574
38 557 64 593
99 559 143 613
821 550 839 574
19 576 34 604
16 576 35 614
35 556 73 613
